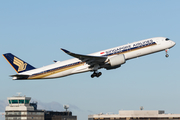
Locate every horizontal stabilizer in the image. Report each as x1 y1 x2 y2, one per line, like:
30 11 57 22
10 74 30 80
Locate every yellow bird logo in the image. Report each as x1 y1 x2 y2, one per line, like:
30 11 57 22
13 57 27 72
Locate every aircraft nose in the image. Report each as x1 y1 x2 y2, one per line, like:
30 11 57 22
171 41 176 47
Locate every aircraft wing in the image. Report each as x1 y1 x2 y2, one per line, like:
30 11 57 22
61 48 107 65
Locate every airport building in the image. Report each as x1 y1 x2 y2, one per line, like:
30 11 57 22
5 95 77 120
88 110 180 120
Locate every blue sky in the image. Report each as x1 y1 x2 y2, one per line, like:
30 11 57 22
0 1 180 120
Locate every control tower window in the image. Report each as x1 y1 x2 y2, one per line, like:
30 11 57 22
25 100 30 104
9 100 12 104
165 38 170 41
19 100 24 104
11 100 18 104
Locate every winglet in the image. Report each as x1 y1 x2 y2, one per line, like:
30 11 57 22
60 48 71 54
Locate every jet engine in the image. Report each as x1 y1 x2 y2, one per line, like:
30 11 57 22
105 54 126 70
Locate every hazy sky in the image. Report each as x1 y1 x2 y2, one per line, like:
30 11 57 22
0 1 180 120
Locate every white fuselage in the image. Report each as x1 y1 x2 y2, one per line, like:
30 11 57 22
16 37 175 80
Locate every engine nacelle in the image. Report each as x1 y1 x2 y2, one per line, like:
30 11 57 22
105 54 126 70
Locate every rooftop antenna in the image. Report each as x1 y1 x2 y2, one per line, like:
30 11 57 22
16 92 22 96
140 106 144 110
63 105 69 111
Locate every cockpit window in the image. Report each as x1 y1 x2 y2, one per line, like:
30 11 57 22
165 38 170 41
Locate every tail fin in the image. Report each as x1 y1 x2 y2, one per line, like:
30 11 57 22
2 53 36 73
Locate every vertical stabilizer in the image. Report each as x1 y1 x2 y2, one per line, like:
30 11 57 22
2 53 36 73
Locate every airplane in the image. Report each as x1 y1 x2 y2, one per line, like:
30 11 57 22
3 37 176 80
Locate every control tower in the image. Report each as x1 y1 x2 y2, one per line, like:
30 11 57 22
6 95 34 111
5 94 44 120
5 94 77 120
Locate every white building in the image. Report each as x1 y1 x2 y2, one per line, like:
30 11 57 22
5 95 77 120
6 96 34 111
5 95 44 120
88 110 180 120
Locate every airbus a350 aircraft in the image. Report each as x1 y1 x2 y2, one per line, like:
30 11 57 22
3 37 175 80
